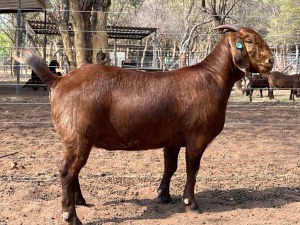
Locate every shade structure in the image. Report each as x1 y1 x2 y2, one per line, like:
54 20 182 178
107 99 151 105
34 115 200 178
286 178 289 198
0 0 53 13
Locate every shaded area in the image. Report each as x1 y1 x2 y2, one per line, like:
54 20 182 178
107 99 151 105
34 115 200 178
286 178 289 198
86 187 300 224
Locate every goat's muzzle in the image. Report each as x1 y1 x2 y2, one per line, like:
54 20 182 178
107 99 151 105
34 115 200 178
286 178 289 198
265 57 274 69
259 56 274 73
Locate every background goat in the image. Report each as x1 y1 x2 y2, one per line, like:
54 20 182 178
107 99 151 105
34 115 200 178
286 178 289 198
49 59 61 75
266 71 300 101
13 25 273 225
243 73 269 102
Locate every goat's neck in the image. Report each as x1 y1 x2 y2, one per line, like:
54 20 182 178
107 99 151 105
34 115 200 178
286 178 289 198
199 39 245 91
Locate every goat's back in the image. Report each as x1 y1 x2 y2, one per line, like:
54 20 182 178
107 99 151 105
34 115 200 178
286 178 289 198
267 71 300 88
251 74 269 85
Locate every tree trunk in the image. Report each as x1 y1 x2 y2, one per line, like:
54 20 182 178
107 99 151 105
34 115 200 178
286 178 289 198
59 23 76 71
81 0 94 63
70 0 87 67
92 1 111 65
171 41 176 65
179 53 187 68
141 37 149 67
282 42 287 71
274 45 279 71
92 28 110 65
157 47 163 69
48 0 76 70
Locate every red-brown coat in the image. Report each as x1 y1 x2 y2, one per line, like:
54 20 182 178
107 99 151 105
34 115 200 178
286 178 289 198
13 25 274 225
266 71 300 100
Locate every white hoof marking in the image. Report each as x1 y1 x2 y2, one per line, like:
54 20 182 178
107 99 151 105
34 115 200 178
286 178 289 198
62 212 70 220
184 198 189 205
157 189 162 196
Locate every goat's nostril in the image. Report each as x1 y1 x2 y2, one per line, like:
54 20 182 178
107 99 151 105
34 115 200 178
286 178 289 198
269 58 274 64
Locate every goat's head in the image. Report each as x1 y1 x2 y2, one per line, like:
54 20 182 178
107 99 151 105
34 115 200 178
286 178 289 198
215 25 274 74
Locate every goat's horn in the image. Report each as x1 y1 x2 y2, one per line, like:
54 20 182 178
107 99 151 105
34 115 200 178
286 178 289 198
213 24 242 32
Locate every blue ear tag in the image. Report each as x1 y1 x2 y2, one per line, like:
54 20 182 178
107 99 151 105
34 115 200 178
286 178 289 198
236 42 243 49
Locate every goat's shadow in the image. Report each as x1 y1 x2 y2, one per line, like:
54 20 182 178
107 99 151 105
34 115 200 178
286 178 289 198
85 186 300 224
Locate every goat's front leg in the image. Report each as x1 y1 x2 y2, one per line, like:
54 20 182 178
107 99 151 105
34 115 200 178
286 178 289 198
183 144 206 212
249 89 253 102
259 89 263 98
158 147 181 203
268 88 274 99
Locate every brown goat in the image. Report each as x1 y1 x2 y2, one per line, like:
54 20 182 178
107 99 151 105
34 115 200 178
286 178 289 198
244 73 270 102
266 71 300 101
13 25 273 225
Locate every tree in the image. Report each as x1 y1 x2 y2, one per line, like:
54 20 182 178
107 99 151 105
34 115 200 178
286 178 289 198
0 15 14 64
49 0 76 71
263 0 300 71
109 0 145 26
178 0 212 68
49 0 111 68
266 0 300 45
0 34 11 56
91 0 111 65
69 0 91 67
201 0 243 26
4 0 297 72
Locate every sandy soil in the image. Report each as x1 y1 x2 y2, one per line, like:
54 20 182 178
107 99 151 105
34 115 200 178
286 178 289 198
0 84 299 225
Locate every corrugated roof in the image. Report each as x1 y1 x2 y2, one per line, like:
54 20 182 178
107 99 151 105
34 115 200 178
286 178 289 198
0 0 53 13
27 20 157 40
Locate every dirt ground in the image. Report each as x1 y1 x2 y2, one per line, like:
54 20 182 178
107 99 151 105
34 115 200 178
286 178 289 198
0 83 299 225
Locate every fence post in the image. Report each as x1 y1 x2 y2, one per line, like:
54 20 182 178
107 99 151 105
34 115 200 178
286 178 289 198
296 44 299 74
153 31 157 68
16 0 22 95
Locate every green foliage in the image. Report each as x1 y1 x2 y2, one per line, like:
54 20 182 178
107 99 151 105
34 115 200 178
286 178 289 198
0 33 12 56
129 0 144 8
1 0 299 62
266 0 300 45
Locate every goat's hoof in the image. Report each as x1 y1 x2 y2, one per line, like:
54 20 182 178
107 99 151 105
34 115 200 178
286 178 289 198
75 197 87 206
62 212 82 225
66 217 83 225
157 189 173 204
68 219 82 225
160 196 173 204
158 194 173 204
183 199 201 214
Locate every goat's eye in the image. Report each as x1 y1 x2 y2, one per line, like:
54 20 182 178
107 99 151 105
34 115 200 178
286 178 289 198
245 40 253 44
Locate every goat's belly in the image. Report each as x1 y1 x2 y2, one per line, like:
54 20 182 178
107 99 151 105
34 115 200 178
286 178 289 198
93 134 185 151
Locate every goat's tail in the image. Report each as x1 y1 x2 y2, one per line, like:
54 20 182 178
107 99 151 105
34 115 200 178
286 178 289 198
13 48 58 89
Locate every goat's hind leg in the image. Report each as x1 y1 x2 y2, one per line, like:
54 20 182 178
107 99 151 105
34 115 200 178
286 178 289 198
158 147 181 203
74 176 87 206
290 89 296 101
268 88 274 99
59 141 92 225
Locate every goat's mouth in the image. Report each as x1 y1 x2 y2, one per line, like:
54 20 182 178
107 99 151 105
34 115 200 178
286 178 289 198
258 64 273 73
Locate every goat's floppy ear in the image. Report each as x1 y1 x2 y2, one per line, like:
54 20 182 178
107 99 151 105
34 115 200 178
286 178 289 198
228 33 250 74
